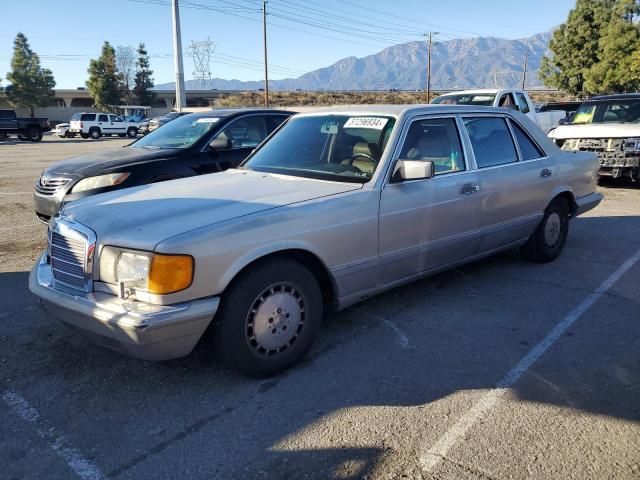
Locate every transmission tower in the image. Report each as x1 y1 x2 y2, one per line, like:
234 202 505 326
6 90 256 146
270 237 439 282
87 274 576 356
187 38 215 89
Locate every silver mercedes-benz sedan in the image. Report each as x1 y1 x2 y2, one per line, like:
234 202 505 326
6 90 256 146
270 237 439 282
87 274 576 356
30 105 602 377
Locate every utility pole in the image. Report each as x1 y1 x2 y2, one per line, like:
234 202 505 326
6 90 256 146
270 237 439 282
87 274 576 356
171 0 186 111
262 0 269 107
425 32 438 102
521 50 529 90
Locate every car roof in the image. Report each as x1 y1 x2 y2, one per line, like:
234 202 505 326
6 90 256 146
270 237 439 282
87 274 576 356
185 108 295 119
293 104 515 117
436 89 503 96
590 93 640 101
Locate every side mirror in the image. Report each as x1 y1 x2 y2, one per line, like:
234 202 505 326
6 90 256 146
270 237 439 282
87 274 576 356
209 137 232 151
392 159 434 182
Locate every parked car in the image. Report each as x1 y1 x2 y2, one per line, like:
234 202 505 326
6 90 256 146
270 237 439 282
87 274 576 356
431 89 565 133
69 112 145 139
539 101 583 126
52 122 75 138
33 109 293 223
29 105 602 376
147 111 190 132
548 94 640 182
0 109 50 141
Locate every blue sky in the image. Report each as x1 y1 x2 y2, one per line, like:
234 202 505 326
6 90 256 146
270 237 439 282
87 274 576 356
0 0 576 88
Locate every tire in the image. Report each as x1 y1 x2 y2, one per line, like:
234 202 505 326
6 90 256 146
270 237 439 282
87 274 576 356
118 133 126 138
89 128 101 139
80 132 90 139
522 198 570 263
127 127 138 138
213 258 323 377
27 127 43 142
18 134 29 141
0 133 8 140
68 132 76 138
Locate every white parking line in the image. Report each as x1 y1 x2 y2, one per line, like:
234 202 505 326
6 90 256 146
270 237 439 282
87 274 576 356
354 307 410 348
2 391 105 480
419 246 640 473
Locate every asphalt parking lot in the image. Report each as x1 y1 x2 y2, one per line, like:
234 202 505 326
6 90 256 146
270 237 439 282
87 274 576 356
1 135 639 479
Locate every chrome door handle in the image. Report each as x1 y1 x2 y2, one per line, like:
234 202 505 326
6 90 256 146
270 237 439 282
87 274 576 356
541 168 552 178
459 183 480 195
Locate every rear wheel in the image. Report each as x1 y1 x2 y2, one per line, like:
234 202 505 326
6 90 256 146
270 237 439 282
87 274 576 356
522 198 570 263
127 127 138 138
118 133 126 138
80 132 90 139
28 126 42 142
213 258 323 377
89 128 101 139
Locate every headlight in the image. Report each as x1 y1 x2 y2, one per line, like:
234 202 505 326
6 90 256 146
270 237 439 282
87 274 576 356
99 246 194 295
623 138 640 152
72 173 130 194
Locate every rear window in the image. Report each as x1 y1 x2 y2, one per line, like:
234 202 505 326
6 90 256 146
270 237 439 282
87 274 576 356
463 117 518 168
71 113 82 121
81 114 96 121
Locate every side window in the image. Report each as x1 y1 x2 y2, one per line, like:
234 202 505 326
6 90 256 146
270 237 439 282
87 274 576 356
267 115 289 133
98 114 108 122
515 93 530 114
81 114 96 121
215 116 267 148
400 117 465 175
498 93 516 108
510 120 544 160
463 117 518 168
110 115 123 122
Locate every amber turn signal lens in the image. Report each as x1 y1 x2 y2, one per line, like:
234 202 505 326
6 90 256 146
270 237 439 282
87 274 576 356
147 254 194 295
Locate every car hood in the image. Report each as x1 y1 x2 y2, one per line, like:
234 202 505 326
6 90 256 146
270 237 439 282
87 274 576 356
549 123 640 139
44 146 177 177
60 169 363 251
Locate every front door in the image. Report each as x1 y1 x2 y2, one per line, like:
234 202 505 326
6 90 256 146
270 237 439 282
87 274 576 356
379 116 482 283
109 115 126 134
196 115 271 174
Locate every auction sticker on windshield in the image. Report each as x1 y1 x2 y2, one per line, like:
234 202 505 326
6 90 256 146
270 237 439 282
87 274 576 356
343 117 388 130
196 117 220 123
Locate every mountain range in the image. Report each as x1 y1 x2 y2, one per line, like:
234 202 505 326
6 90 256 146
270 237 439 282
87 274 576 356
155 31 552 91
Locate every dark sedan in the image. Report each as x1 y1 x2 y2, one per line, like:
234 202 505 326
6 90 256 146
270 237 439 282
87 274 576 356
33 109 293 223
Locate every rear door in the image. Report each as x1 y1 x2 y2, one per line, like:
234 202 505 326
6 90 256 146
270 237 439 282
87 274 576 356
378 115 482 282
462 115 556 251
97 114 110 133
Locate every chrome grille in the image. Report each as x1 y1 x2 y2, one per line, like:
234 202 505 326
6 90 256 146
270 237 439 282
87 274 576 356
49 230 87 290
35 177 71 196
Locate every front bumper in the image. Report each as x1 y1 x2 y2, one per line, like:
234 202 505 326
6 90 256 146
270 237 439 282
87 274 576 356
575 192 603 216
29 254 220 361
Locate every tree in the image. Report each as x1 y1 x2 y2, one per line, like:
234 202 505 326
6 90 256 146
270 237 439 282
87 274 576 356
116 45 136 103
5 32 56 117
585 0 640 93
87 41 121 110
539 0 615 96
133 43 156 106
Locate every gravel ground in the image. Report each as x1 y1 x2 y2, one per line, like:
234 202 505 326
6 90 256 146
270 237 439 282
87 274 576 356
0 136 639 480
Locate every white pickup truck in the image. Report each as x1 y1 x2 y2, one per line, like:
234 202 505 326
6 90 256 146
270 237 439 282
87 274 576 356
432 89 565 133
548 94 640 182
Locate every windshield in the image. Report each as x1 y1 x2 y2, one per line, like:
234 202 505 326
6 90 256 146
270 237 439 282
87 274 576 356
243 115 396 183
571 99 640 124
431 93 496 106
131 114 220 149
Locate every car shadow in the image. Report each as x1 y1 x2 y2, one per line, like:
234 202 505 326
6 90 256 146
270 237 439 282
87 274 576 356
2 213 639 478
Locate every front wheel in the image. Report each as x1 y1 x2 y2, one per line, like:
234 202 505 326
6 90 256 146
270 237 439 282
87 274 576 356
522 198 570 263
213 258 323 377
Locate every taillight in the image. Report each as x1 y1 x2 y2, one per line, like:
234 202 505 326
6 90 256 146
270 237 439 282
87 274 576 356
79 122 83 128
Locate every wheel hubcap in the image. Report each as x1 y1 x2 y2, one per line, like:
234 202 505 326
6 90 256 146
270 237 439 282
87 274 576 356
246 282 306 355
544 212 562 248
